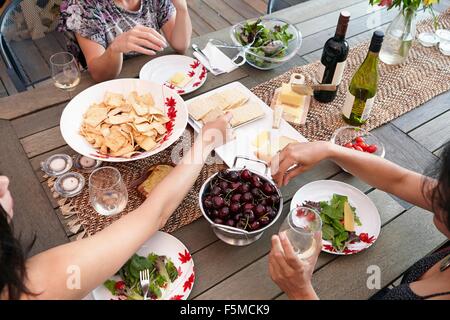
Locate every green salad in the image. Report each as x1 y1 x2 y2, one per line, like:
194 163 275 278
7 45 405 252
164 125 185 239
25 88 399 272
303 194 362 251
104 253 179 300
235 18 294 68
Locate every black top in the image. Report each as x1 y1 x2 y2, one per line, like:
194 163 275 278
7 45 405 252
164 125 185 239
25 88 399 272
371 246 450 300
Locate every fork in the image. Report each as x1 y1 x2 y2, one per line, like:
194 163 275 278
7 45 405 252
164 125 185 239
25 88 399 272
139 269 150 300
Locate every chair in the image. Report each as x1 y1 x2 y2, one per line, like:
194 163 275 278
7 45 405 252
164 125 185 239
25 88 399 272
0 0 66 92
267 0 310 14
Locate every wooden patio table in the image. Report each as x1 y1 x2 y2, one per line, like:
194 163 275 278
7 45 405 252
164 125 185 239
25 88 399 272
0 0 449 300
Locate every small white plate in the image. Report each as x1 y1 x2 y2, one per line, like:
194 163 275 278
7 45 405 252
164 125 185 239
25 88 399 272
60 78 188 163
139 55 207 95
186 81 308 175
92 231 195 300
290 180 381 255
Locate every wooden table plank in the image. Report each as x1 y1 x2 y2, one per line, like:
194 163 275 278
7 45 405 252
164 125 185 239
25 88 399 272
189 6 216 35
392 91 450 133
311 206 446 300
409 111 450 153
226 0 262 19
20 126 65 158
0 120 69 257
372 123 438 174
244 0 268 14
11 103 66 139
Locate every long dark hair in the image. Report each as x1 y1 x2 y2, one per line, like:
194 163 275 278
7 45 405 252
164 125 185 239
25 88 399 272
0 204 32 299
425 141 450 230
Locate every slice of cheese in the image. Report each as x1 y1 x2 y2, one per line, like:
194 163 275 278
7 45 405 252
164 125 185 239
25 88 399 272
343 201 355 232
279 83 305 107
252 131 270 148
169 72 191 88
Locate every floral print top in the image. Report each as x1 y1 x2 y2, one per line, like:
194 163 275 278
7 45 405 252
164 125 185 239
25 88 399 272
58 0 175 65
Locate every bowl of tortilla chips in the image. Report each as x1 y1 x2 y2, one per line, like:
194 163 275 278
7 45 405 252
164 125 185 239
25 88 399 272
60 78 188 162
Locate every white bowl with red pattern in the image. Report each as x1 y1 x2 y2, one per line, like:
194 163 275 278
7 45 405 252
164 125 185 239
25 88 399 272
139 55 207 95
60 78 188 162
92 231 195 300
290 180 381 255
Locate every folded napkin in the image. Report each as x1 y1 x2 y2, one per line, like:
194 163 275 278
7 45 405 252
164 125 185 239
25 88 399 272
193 42 239 76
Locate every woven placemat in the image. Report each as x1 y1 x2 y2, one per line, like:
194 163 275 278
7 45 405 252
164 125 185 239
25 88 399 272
48 10 450 239
49 128 225 239
251 9 450 141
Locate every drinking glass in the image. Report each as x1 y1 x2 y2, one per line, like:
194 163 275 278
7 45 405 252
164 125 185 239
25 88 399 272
279 206 322 259
49 52 80 91
89 167 128 216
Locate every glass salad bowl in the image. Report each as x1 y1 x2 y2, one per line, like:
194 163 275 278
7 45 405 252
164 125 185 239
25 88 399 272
330 126 385 158
229 18 302 70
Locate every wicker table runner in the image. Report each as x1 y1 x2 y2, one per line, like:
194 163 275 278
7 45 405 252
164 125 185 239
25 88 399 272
251 9 450 141
48 10 450 239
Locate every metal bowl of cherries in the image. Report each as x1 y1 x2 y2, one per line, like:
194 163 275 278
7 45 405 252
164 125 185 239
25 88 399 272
199 156 283 246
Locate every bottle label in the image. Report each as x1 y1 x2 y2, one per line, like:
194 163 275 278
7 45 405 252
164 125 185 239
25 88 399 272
316 61 347 85
342 91 375 119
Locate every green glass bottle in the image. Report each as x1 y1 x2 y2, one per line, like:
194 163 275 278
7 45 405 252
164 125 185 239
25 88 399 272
342 31 384 126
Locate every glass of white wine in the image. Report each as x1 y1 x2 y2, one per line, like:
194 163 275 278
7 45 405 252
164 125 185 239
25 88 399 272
89 167 128 216
49 52 80 92
279 206 322 259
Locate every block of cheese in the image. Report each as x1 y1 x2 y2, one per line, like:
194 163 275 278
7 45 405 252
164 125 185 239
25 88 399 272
169 72 191 88
279 83 305 107
344 201 355 232
254 132 298 163
270 89 310 125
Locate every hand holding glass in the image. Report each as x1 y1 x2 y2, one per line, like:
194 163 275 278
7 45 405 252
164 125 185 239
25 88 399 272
279 206 322 259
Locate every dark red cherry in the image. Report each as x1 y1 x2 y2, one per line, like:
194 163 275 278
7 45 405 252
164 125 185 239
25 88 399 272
259 216 270 226
225 219 236 227
231 193 242 202
242 192 253 202
240 169 252 181
263 183 274 195
218 206 230 218
249 221 261 231
212 196 225 208
238 183 250 193
255 204 266 217
230 202 241 213
211 186 222 196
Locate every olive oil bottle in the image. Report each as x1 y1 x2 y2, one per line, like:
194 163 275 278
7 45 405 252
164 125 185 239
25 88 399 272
342 31 384 126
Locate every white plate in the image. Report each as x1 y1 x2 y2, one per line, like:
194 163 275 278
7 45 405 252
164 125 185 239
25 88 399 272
60 78 188 163
186 81 308 174
139 55 207 95
290 180 381 255
92 231 195 300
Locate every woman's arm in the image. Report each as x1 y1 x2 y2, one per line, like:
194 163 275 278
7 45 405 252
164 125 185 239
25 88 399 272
77 26 167 82
161 1 192 53
271 141 434 211
23 115 232 299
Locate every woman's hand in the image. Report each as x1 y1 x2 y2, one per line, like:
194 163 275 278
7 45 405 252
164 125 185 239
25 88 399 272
110 25 168 55
0 176 13 220
271 141 333 187
200 113 234 150
269 231 322 300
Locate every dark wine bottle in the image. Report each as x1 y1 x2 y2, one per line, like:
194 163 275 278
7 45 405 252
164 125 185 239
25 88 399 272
314 11 351 103
342 31 384 126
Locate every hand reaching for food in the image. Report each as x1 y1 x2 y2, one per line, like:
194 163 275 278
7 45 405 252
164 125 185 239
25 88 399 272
110 25 168 55
271 141 332 187
200 113 234 149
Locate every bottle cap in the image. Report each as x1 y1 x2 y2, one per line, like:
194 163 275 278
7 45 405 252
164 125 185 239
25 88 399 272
369 30 384 52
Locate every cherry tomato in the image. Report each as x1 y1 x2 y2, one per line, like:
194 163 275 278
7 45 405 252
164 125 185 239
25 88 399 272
357 142 368 151
354 146 364 152
355 136 365 144
115 281 126 292
366 144 378 153
343 142 353 148
306 212 316 222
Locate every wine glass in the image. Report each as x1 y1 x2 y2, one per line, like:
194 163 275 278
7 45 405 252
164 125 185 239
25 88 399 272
49 52 80 92
279 206 322 259
89 167 128 216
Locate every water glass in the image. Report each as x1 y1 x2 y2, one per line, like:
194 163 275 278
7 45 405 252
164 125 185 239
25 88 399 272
279 206 322 259
49 52 80 91
89 167 128 216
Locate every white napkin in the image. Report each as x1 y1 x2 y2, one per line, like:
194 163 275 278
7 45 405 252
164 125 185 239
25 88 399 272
193 42 239 76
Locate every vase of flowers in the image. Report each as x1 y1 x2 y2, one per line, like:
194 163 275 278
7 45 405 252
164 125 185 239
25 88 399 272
369 0 439 65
